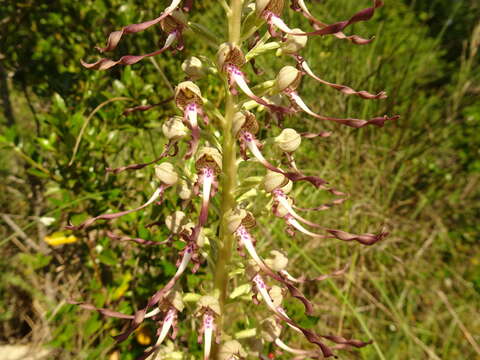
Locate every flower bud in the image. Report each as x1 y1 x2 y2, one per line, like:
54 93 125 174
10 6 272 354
275 65 302 92
263 170 289 193
160 10 187 33
195 146 222 174
280 28 308 55
274 128 301 152
269 285 283 307
275 196 293 217
261 317 282 342
177 179 193 200
218 340 247 360
167 290 185 312
162 116 189 140
217 43 246 72
281 179 293 194
226 208 248 233
181 56 205 80
226 208 256 233
165 211 187 234
175 81 203 110
155 162 179 185
232 111 259 137
197 295 221 316
265 250 288 271
256 0 284 16
182 221 207 247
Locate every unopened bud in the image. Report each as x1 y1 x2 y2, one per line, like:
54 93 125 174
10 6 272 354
256 0 284 16
218 340 247 360
269 285 283 307
182 221 207 247
162 116 189 140
226 208 256 233
181 56 205 80
276 65 302 92
232 111 259 137
165 211 187 234
274 128 301 152
177 179 193 200
197 295 221 316
265 250 288 271
280 28 308 55
261 317 282 342
263 170 289 193
275 196 293 217
175 81 202 110
226 208 248 233
155 162 179 185
167 291 185 312
160 10 187 33
195 146 222 174
217 43 246 72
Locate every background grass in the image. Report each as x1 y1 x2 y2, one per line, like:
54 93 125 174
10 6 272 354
0 0 479 359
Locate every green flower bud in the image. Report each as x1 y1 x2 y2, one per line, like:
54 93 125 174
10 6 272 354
275 196 293 217
276 65 302 92
175 81 203 110
195 146 222 174
177 179 193 200
181 56 205 80
217 43 246 72
162 116 189 140
225 208 256 233
261 317 282 342
265 250 288 271
232 111 259 137
274 128 302 152
280 28 308 55
218 340 247 360
155 162 179 185
160 10 187 33
182 221 207 247
167 290 185 312
269 285 283 307
197 295 221 315
165 211 187 234
263 170 289 193
256 0 284 16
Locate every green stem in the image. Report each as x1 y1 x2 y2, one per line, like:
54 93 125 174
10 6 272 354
212 0 242 357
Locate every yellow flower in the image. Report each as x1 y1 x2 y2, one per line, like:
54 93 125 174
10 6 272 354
44 232 78 246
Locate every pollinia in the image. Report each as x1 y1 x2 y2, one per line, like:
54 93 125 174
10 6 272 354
70 0 398 358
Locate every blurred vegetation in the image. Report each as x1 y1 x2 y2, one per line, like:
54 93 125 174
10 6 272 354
0 0 479 359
